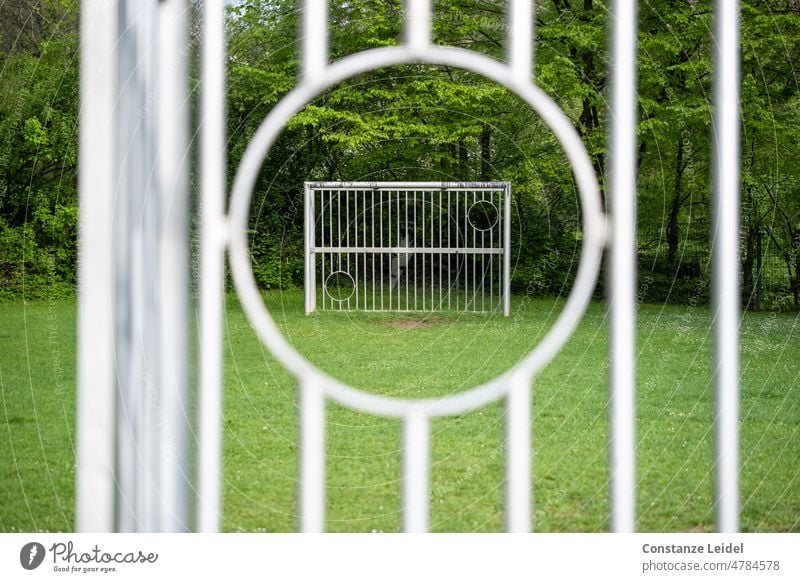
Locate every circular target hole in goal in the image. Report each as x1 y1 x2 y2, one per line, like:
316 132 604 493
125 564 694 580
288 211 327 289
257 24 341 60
467 199 499 231
324 270 356 302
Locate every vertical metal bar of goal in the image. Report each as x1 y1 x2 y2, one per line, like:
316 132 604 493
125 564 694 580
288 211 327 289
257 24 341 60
305 183 316 314
608 0 638 533
711 0 741 533
503 185 511 317
311 190 322 310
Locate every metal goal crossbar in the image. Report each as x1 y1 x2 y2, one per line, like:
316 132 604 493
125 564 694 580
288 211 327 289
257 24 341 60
304 182 511 316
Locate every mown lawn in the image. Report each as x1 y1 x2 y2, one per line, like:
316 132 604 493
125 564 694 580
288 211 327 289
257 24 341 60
1 291 798 532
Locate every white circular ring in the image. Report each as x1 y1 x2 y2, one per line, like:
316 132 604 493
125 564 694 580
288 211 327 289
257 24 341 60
467 199 500 231
323 270 356 302
228 45 606 418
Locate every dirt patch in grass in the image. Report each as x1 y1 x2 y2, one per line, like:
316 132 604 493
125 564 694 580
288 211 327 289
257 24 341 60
380 316 450 330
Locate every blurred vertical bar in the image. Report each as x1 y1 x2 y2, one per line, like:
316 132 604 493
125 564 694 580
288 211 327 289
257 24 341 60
403 411 430 532
406 0 431 50
711 0 741 534
158 0 190 532
303 0 328 81
198 0 226 533
608 0 638 533
300 378 326 532
508 0 534 82
506 375 531 532
115 0 152 532
77 0 117 533
139 0 162 533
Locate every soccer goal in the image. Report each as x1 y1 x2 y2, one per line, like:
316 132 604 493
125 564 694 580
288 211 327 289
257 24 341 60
304 182 511 316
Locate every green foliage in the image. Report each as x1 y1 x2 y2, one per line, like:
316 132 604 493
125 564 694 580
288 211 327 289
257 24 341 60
1 0 799 309
0 209 76 301
0 8 79 300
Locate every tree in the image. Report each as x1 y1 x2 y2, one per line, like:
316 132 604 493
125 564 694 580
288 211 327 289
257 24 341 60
0 1 79 298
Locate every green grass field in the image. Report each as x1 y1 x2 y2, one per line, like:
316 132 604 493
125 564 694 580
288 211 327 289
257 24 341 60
1 291 798 532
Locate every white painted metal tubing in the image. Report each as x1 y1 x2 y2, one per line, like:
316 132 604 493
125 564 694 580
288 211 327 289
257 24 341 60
303 0 328 81
76 0 117 533
506 376 531 532
304 183 316 314
307 182 509 315
608 0 637 534
403 412 430 532
314 246 503 255
157 0 191 532
508 0 534 82
503 184 511 317
406 0 431 51
711 0 741 534
198 0 227 533
300 379 326 532
307 182 507 190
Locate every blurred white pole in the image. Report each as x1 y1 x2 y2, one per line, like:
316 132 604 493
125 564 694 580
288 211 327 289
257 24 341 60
608 0 638 533
506 375 531 532
300 379 326 532
76 0 117 533
711 0 741 534
139 0 162 534
403 411 430 532
406 0 431 51
199 0 227 532
302 0 328 81
508 0 534 82
158 0 191 532
115 0 149 532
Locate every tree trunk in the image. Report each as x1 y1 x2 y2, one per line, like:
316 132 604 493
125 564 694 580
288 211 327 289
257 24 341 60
741 186 756 309
457 138 469 175
479 124 491 180
666 137 685 267
755 227 763 311
793 229 800 308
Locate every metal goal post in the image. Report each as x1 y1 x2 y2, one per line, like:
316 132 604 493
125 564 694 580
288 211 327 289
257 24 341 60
304 182 511 316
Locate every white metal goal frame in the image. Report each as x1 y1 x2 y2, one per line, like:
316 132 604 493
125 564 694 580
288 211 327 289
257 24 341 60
76 0 743 534
304 181 512 316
